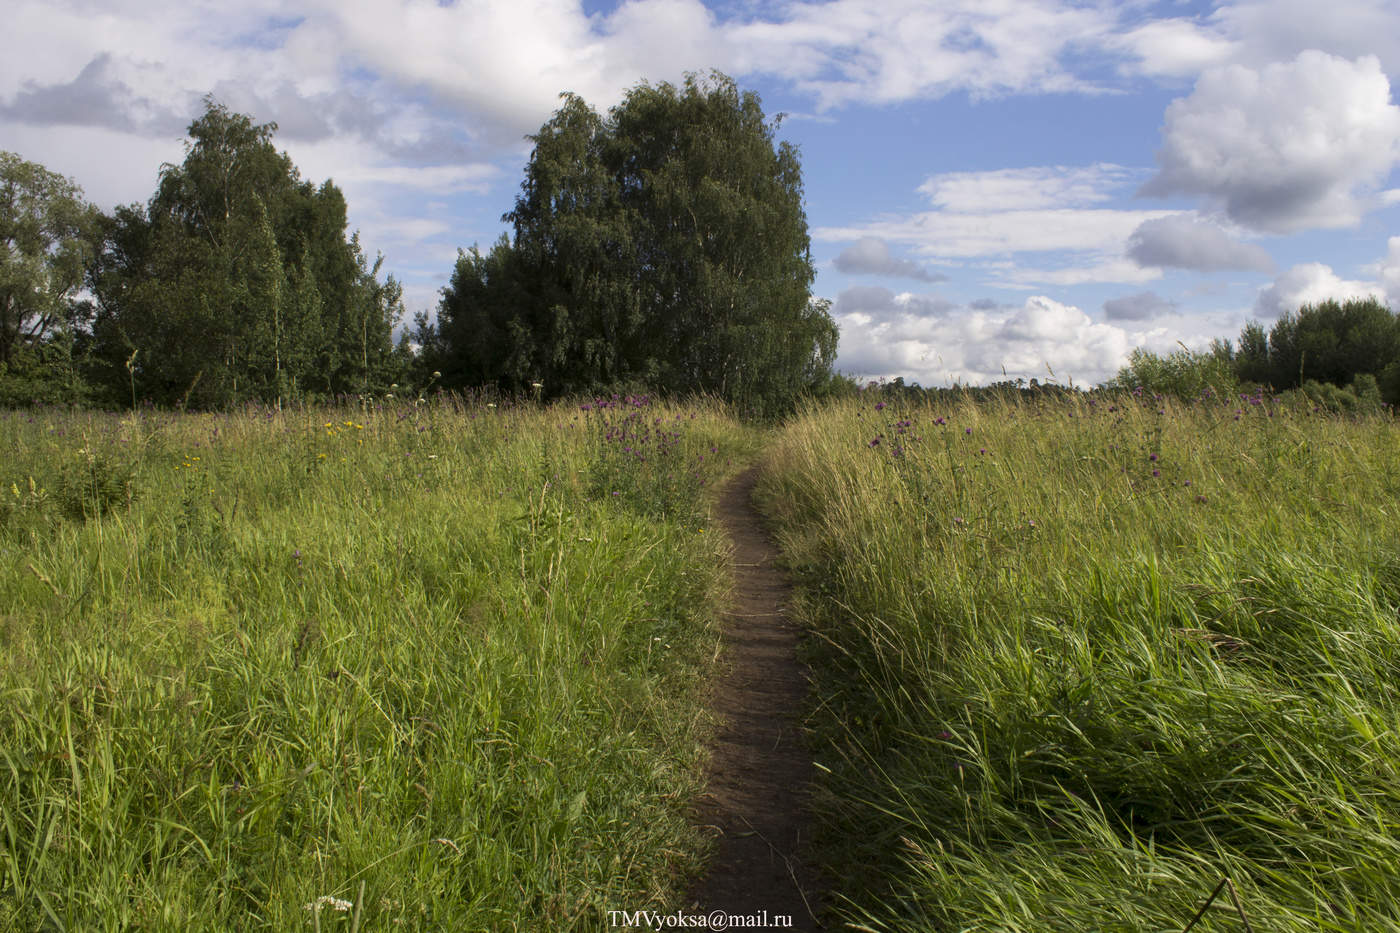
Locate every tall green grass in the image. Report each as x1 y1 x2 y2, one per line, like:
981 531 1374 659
760 390 1400 931
0 395 761 930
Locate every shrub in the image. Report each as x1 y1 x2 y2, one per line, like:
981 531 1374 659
1109 343 1239 400
54 444 137 520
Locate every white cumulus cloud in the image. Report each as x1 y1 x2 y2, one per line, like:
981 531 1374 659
1253 262 1384 319
832 291 1148 386
1141 51 1400 233
1108 18 1239 78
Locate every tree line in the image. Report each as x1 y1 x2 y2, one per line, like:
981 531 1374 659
1113 296 1400 410
12 70 1390 416
2 73 840 416
2 101 405 410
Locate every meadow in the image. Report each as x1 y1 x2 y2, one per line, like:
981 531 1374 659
0 394 761 931
6 386 1400 932
760 390 1400 931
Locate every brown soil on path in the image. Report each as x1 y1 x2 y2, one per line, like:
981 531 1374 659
688 466 826 930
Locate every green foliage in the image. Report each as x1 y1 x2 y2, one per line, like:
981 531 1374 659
428 237 548 392
1109 340 1240 399
1230 297 1400 401
0 335 92 407
1299 373 1385 414
86 99 404 408
0 474 49 539
0 151 103 399
53 442 137 521
430 72 837 418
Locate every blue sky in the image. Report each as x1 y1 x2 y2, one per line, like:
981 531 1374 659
5 0 1400 386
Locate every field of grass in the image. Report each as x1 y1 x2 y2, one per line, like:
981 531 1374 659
0 394 761 930
759 390 1400 931
9 385 1400 932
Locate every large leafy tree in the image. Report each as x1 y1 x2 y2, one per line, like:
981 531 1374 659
434 71 837 415
0 152 103 403
90 99 403 407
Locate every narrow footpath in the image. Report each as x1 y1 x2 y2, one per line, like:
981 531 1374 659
689 466 825 930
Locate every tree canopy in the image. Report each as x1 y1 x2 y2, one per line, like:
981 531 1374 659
0 152 103 404
426 71 838 416
88 99 404 408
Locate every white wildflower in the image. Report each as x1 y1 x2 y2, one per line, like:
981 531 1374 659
303 895 353 913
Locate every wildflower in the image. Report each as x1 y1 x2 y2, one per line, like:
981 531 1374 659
304 896 353 913
1148 453 1158 462
1151 469 1160 477
875 401 886 411
432 371 442 378
965 427 972 435
531 382 543 390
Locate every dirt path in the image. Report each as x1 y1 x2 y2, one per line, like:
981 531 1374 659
688 466 825 930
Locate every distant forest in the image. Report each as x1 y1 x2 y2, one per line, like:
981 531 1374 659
3 75 1398 414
